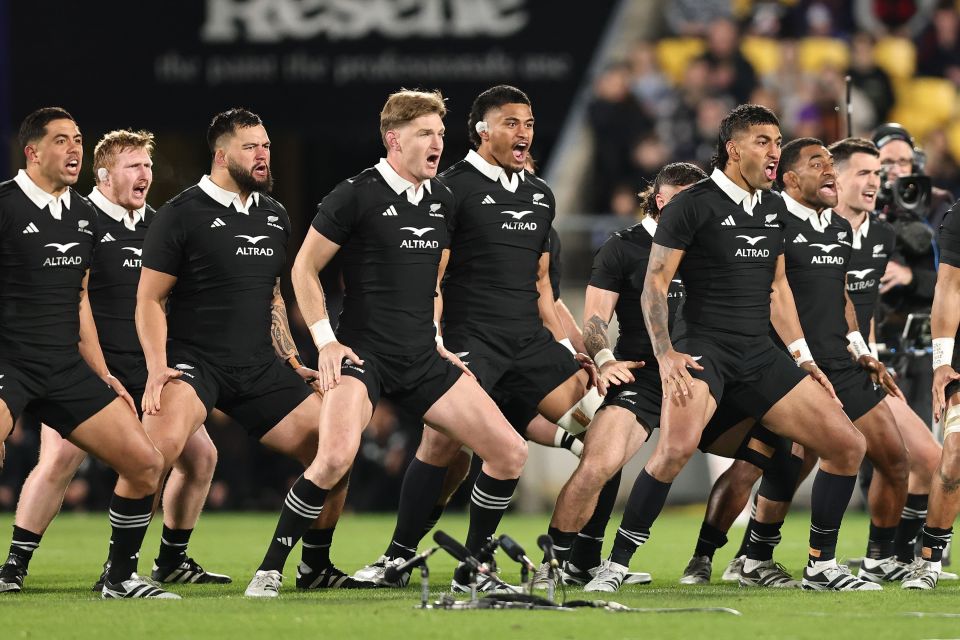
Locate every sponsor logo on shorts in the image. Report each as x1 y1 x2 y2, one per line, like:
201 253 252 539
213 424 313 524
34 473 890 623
342 358 365 374
174 363 196 378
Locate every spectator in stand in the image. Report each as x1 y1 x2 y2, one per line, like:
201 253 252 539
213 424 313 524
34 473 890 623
628 40 672 118
665 0 733 37
849 32 896 126
923 129 960 196
631 133 672 188
692 96 732 168
587 61 654 213
659 57 713 162
855 0 938 37
698 17 758 103
916 1 960 86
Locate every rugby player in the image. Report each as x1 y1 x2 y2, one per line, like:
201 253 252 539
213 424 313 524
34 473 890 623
0 108 173 599
136 108 359 598
291 89 528 594
584 105 876 592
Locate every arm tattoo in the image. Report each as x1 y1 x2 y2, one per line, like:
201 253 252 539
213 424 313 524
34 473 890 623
583 314 611 359
641 244 674 358
270 284 298 360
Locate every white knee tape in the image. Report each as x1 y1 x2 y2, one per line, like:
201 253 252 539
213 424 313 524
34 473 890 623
556 387 603 435
944 404 960 438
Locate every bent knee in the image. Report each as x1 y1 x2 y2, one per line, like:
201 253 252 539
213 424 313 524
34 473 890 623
121 447 164 495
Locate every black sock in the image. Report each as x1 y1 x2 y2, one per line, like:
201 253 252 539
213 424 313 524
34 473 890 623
546 526 577 565
302 528 334 570
258 475 327 572
920 526 953 562
745 520 783 562
866 522 897 560
895 493 928 563
422 504 445 538
156 526 192 566
569 470 620 570
465 472 517 555
9 526 42 567
610 469 671 567
734 494 758 557
808 470 856 563
694 521 729 560
106 494 154 583
385 459 447 560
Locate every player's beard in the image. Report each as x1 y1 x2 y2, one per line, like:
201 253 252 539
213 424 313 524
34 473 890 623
228 158 273 194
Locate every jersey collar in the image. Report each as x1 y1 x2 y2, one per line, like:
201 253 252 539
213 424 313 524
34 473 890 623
198 175 259 214
782 192 832 233
465 149 525 193
88 187 145 231
849 213 871 249
14 169 71 220
710 168 760 215
375 158 432 205
640 215 658 238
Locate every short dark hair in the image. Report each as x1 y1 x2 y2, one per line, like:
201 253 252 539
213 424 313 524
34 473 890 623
206 108 263 155
468 85 531 148
639 162 707 217
18 107 75 149
775 137 824 189
713 104 780 170
828 137 879 170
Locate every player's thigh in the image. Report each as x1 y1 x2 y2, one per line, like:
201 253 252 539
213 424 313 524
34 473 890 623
142 380 207 464
582 405 650 472
312 377 372 470
853 400 908 470
174 424 218 476
259 393 326 466
0 397 12 443
37 422 87 474
760 376 863 460
657 379 717 457
537 369 590 422
69 397 161 478
423 373 525 464
885 395 941 472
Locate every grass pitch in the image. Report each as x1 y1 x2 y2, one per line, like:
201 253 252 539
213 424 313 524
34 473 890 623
1 509 958 639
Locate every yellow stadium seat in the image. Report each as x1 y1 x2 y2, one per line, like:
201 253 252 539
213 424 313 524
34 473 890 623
888 106 944 142
656 37 707 85
799 37 849 73
899 77 957 124
873 36 916 80
741 36 781 76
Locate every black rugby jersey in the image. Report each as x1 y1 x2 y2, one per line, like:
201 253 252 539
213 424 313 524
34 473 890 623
88 192 153 356
548 227 562 302
0 175 98 357
142 179 291 366
938 201 960 344
777 195 854 362
311 162 454 356
654 172 785 338
589 217 685 360
844 213 896 336
441 151 555 336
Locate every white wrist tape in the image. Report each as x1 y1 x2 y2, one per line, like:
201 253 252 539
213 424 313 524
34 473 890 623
309 319 336 349
594 348 615 369
847 331 871 360
434 321 444 347
933 337 955 370
559 338 576 354
787 338 814 366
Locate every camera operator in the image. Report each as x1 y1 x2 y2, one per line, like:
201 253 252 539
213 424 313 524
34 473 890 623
874 123 955 423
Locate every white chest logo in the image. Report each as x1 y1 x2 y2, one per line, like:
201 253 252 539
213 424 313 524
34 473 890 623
122 247 143 257
736 235 765 246
430 203 441 212
811 243 841 253
849 269 874 279
236 235 270 244
45 242 80 253
533 193 549 207
267 215 279 223
401 227 434 238
502 210 533 220
872 243 885 256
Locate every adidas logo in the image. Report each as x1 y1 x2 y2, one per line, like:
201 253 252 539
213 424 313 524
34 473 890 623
482 195 496 205
720 215 736 227
794 233 808 243
276 536 293 547
210 218 226 228
22 222 39 234
101 233 115 243
382 205 399 217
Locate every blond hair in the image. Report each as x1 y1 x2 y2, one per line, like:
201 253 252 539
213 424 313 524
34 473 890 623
379 89 446 149
93 129 155 183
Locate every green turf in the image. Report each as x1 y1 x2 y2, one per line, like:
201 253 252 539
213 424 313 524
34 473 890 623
1 509 958 639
